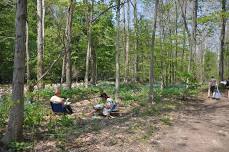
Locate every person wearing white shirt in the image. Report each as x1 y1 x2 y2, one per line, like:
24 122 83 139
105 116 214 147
50 86 73 114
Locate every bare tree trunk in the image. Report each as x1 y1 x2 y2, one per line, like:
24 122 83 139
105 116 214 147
169 29 173 84
65 0 74 89
219 0 226 81
85 0 93 88
201 42 206 83
122 0 126 82
149 0 159 103
124 0 130 83
174 1 178 83
158 3 166 88
26 21 30 85
115 0 121 101
37 0 45 89
133 0 138 82
90 0 96 85
178 0 192 73
61 51 66 85
181 19 186 72
1 0 27 144
159 19 164 88
90 46 97 85
191 0 198 72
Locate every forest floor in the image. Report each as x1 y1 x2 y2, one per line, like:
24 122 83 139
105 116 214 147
32 92 229 152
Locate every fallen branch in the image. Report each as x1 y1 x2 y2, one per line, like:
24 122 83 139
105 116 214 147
27 48 64 91
37 49 64 83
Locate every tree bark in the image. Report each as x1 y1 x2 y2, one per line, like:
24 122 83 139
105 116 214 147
37 0 45 89
26 21 30 85
181 24 186 72
90 0 96 85
65 0 74 89
1 0 27 144
90 46 97 85
61 51 66 85
174 1 178 83
149 0 159 102
191 0 198 72
219 0 226 81
115 0 121 101
178 0 192 73
85 0 93 88
124 0 130 83
133 0 139 82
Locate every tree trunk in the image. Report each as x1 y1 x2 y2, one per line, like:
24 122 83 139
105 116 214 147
149 0 159 103
178 0 192 73
61 51 66 85
122 0 126 82
90 46 97 85
174 1 178 83
219 0 226 81
133 0 138 82
201 41 206 83
124 0 130 83
90 0 96 85
37 0 45 89
115 0 121 101
26 21 30 86
85 0 93 88
191 0 198 72
1 0 27 144
65 0 74 89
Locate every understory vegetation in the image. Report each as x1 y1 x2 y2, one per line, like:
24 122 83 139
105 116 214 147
0 82 199 151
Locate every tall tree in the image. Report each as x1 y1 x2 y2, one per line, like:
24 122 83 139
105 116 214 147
191 0 198 72
174 0 178 83
65 0 74 89
1 0 27 144
61 49 66 85
85 0 93 88
90 46 97 85
178 0 192 73
37 0 45 89
149 0 159 102
26 20 30 86
124 0 130 83
219 0 226 81
115 0 121 101
90 0 96 85
133 0 139 81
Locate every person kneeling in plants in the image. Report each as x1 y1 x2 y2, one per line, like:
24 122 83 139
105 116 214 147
50 86 73 114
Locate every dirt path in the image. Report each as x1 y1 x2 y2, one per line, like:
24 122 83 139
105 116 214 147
153 96 229 152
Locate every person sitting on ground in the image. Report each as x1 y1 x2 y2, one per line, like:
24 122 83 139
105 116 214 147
208 76 217 98
88 93 117 117
50 86 73 114
100 93 117 116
